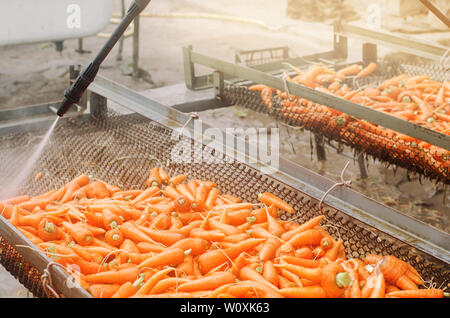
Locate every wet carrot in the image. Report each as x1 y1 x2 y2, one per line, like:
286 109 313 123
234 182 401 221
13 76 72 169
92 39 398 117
137 247 185 269
386 289 444 298
281 215 325 241
104 228 124 247
88 284 121 298
280 286 326 298
111 281 139 298
258 192 294 214
356 62 377 78
178 272 235 292
147 167 162 188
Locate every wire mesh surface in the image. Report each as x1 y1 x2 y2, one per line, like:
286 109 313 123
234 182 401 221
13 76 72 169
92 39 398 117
0 237 47 298
0 111 449 296
222 59 450 185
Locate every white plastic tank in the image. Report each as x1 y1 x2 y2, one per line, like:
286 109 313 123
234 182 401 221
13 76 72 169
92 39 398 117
0 0 114 45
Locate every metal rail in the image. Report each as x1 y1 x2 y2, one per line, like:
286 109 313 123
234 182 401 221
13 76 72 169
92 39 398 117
185 47 450 150
334 23 449 62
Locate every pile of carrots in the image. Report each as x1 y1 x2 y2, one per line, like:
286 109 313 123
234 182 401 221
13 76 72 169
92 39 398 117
0 167 447 298
249 62 449 179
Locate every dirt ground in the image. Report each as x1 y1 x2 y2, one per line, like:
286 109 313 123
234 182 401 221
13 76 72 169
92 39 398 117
0 0 449 297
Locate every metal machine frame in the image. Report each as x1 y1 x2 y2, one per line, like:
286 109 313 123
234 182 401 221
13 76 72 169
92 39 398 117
182 23 450 151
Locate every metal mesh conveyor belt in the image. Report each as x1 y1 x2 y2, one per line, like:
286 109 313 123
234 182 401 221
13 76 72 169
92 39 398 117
0 111 449 297
222 59 450 184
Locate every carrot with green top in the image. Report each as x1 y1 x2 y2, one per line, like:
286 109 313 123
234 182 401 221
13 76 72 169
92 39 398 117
104 228 124 247
240 266 280 291
281 215 325 241
174 196 192 213
170 238 208 256
147 167 162 188
158 167 170 186
111 281 139 298
176 184 196 202
37 218 62 241
62 222 93 246
130 186 160 205
197 238 265 274
169 174 186 187
120 221 158 245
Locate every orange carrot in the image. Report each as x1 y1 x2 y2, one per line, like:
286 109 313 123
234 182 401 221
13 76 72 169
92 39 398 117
321 263 351 298
197 238 265 274
137 225 185 246
386 289 444 298
259 238 281 262
137 247 185 269
369 272 385 298
356 62 377 78
104 228 124 247
37 218 61 242
170 238 208 256
281 215 324 241
177 272 236 292
88 284 121 298
147 167 162 188
337 64 362 76
135 268 178 296
150 277 190 294
279 286 326 298
158 167 170 186
258 192 294 214
111 281 139 298
190 228 226 241
262 260 279 287
62 222 93 246
84 266 139 284
120 222 157 245
240 266 280 291
285 229 323 248
168 174 186 187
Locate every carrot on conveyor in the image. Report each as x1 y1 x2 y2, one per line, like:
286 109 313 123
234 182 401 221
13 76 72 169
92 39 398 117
1 167 443 298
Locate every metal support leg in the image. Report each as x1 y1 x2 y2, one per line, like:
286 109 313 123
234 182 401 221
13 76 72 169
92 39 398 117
90 92 107 119
132 15 140 79
333 24 348 60
116 0 126 61
76 38 90 54
362 42 377 65
314 134 327 161
213 71 225 100
357 152 368 179
183 45 195 89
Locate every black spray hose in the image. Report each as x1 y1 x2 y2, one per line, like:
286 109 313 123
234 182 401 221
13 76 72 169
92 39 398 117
57 0 152 117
